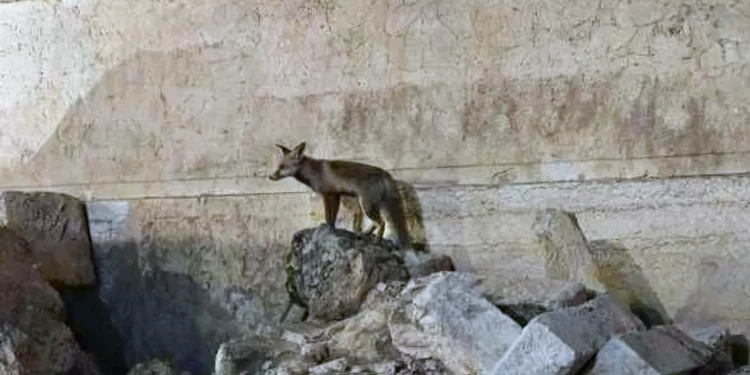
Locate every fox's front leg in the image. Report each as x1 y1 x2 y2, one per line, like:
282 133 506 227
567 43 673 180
323 194 341 228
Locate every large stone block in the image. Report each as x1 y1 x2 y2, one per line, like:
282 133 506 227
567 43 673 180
490 294 645 375
390 272 522 375
586 325 719 375
532 209 604 291
0 191 95 286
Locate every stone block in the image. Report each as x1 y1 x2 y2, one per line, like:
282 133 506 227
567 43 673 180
390 272 522 375
0 191 96 286
532 209 604 291
490 293 645 375
586 325 718 375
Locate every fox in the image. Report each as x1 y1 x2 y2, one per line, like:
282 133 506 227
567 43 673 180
268 141 410 248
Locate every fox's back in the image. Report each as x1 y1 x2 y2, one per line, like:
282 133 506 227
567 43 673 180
322 159 394 195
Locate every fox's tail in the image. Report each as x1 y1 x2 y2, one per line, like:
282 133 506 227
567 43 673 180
383 180 410 248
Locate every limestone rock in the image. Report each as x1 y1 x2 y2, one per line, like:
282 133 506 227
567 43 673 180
389 272 522 375
0 250 80 375
490 293 646 375
127 359 190 375
322 283 403 364
308 358 348 374
532 209 603 291
488 278 594 325
214 335 312 375
0 323 28 375
397 249 456 278
394 355 451 375
289 224 410 322
586 325 719 375
0 191 96 286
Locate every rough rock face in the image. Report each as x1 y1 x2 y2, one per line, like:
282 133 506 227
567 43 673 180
0 191 96 287
398 250 456 279
0 323 27 375
532 209 672 327
532 209 603 291
389 272 522 375
490 294 646 375
288 224 411 322
586 325 726 375
127 359 191 375
0 230 81 375
214 334 312 375
487 279 594 325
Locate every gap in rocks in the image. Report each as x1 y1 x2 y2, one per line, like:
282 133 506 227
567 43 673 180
58 285 129 375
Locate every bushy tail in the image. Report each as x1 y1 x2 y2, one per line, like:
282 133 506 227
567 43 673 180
383 180 410 248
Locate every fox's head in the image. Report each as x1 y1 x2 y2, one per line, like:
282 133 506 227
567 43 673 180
268 141 306 181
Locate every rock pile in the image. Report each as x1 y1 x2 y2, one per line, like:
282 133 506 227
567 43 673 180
2 190 747 375
215 215 747 375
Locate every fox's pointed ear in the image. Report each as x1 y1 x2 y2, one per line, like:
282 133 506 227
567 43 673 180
291 142 306 158
275 144 291 155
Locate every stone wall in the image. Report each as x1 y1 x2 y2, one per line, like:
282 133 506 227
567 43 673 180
2 0 750 360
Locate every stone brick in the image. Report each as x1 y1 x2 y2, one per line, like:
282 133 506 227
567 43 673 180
490 293 645 375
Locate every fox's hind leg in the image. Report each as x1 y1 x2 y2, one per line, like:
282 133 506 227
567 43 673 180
359 198 385 243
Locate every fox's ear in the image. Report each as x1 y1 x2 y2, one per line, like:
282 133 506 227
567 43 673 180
291 142 306 158
275 144 291 155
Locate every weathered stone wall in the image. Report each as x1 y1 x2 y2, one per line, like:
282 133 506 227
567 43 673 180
2 0 750 367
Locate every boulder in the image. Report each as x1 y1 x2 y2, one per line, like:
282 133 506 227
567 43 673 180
321 281 405 364
0 191 96 286
397 250 455 278
389 272 522 375
0 250 80 375
127 359 190 375
214 335 312 375
585 325 721 375
287 224 410 322
490 293 646 375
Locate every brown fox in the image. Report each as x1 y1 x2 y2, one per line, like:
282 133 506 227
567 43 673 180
268 141 410 248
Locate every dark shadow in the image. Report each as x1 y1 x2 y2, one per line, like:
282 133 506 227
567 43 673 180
729 335 750 366
58 285 129 375
588 240 672 328
88 238 278 375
